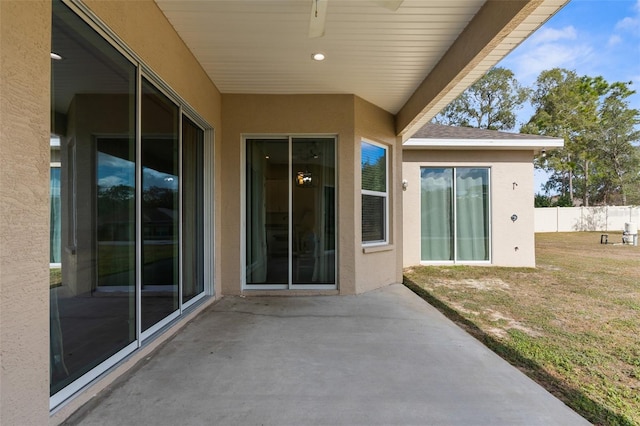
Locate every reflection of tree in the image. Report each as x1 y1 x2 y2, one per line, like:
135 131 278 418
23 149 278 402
362 155 386 192
143 186 176 209
97 185 177 210
97 185 177 241
99 184 134 200
97 185 134 241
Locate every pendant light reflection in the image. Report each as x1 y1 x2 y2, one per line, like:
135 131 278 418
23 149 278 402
296 170 313 187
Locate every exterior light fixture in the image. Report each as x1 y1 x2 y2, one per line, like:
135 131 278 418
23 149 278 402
50 52 62 60
311 52 325 61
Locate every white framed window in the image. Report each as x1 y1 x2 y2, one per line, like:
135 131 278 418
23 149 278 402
361 140 388 245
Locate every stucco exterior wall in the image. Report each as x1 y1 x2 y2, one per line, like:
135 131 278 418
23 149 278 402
403 149 536 268
0 1 52 425
354 97 403 293
220 95 400 295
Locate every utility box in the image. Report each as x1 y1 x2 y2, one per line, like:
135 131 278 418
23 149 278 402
623 222 638 246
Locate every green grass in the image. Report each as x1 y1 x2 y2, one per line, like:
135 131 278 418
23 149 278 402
404 232 640 426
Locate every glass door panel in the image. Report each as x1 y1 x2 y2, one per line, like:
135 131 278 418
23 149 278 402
50 0 137 396
246 139 290 285
456 168 489 261
420 168 454 261
182 116 205 303
141 78 179 331
292 138 335 285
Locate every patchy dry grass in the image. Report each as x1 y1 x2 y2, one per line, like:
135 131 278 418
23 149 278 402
404 232 640 426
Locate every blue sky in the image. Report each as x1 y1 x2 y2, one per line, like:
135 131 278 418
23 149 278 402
496 0 640 193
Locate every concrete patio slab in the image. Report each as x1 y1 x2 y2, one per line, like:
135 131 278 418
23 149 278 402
66 284 589 425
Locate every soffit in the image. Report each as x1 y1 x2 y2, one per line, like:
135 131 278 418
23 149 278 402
154 0 486 114
154 0 567 133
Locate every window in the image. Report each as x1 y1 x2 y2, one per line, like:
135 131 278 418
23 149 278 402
361 141 388 244
420 167 490 262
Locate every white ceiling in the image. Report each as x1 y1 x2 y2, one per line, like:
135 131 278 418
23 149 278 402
154 0 567 131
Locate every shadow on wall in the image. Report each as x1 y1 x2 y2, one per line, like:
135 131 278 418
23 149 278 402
573 206 607 231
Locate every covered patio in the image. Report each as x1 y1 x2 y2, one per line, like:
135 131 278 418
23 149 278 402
65 285 587 425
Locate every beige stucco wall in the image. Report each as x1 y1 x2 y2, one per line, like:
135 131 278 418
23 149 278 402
0 1 52 425
354 97 404 292
221 94 402 295
402 149 536 268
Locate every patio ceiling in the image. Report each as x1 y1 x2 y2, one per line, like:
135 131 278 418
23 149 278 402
154 0 568 139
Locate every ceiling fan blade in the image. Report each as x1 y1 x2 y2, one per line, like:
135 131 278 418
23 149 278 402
377 0 404 11
309 0 328 38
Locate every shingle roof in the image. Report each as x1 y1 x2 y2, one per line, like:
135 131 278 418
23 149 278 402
411 123 560 141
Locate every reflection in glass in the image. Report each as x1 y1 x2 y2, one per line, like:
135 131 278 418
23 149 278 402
361 141 387 243
141 79 179 331
50 0 209 401
50 0 136 395
50 166 61 264
292 138 336 284
361 142 386 193
182 117 205 303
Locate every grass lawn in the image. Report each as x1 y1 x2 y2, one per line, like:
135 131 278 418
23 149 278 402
404 232 640 426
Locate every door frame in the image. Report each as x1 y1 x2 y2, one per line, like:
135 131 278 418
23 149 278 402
241 134 338 291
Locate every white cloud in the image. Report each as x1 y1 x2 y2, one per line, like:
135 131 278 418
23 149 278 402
528 26 577 45
98 175 128 188
614 0 640 36
500 25 595 85
608 34 623 46
615 16 640 34
143 168 178 190
502 40 594 86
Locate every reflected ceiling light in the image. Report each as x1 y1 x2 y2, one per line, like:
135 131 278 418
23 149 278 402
311 52 325 61
50 52 62 60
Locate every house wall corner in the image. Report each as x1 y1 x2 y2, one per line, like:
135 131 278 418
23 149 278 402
0 1 52 424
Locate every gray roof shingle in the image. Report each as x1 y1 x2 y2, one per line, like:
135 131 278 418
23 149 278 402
411 123 560 141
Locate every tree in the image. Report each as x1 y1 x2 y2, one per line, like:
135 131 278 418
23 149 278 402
433 67 529 131
522 68 640 206
591 82 640 205
534 193 552 207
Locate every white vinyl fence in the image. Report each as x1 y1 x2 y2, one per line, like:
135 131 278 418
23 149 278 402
535 206 640 233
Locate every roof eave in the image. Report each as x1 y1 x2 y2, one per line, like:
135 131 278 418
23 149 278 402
403 138 564 153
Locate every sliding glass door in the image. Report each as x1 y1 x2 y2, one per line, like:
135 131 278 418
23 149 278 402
50 0 210 406
421 167 490 263
246 137 336 289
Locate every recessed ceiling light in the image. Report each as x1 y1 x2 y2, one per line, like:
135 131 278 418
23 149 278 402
311 52 325 61
50 52 62 60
